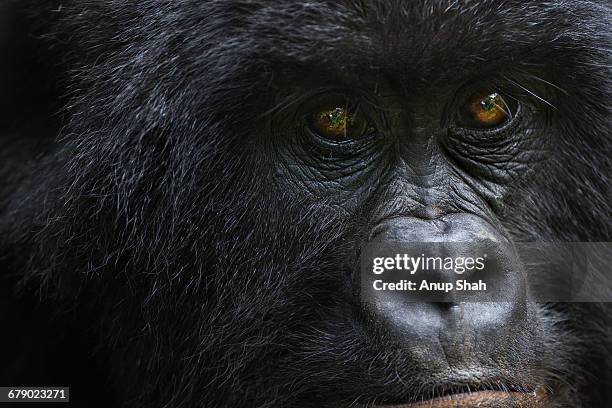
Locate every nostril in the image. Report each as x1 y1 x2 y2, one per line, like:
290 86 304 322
434 301 457 311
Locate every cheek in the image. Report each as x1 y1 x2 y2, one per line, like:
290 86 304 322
442 129 547 185
272 158 387 215
269 140 390 210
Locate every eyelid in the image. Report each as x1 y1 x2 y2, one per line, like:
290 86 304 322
263 87 351 119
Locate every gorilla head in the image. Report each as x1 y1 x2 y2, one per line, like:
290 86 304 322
1 1 611 407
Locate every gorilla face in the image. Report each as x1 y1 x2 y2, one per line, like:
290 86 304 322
1 1 611 407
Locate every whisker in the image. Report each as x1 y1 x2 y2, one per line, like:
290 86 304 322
504 76 557 110
523 72 569 95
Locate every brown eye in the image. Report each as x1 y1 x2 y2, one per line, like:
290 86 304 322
459 92 515 129
309 104 371 142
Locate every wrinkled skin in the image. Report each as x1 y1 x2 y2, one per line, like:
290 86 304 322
0 1 611 407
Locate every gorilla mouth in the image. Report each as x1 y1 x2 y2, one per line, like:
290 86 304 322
390 392 540 408
376 385 548 408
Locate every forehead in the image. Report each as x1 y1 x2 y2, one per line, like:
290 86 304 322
234 0 574 82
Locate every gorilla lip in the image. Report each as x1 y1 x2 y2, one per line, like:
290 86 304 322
380 388 548 408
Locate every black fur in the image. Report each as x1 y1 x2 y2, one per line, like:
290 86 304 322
1 1 611 407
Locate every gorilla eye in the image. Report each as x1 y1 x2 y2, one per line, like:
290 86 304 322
458 91 516 129
309 104 372 142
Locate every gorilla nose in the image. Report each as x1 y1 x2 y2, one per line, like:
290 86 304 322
370 213 503 243
361 213 528 358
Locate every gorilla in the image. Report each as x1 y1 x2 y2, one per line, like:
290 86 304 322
0 1 611 407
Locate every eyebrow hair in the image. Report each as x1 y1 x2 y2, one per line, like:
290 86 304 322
235 0 602 74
